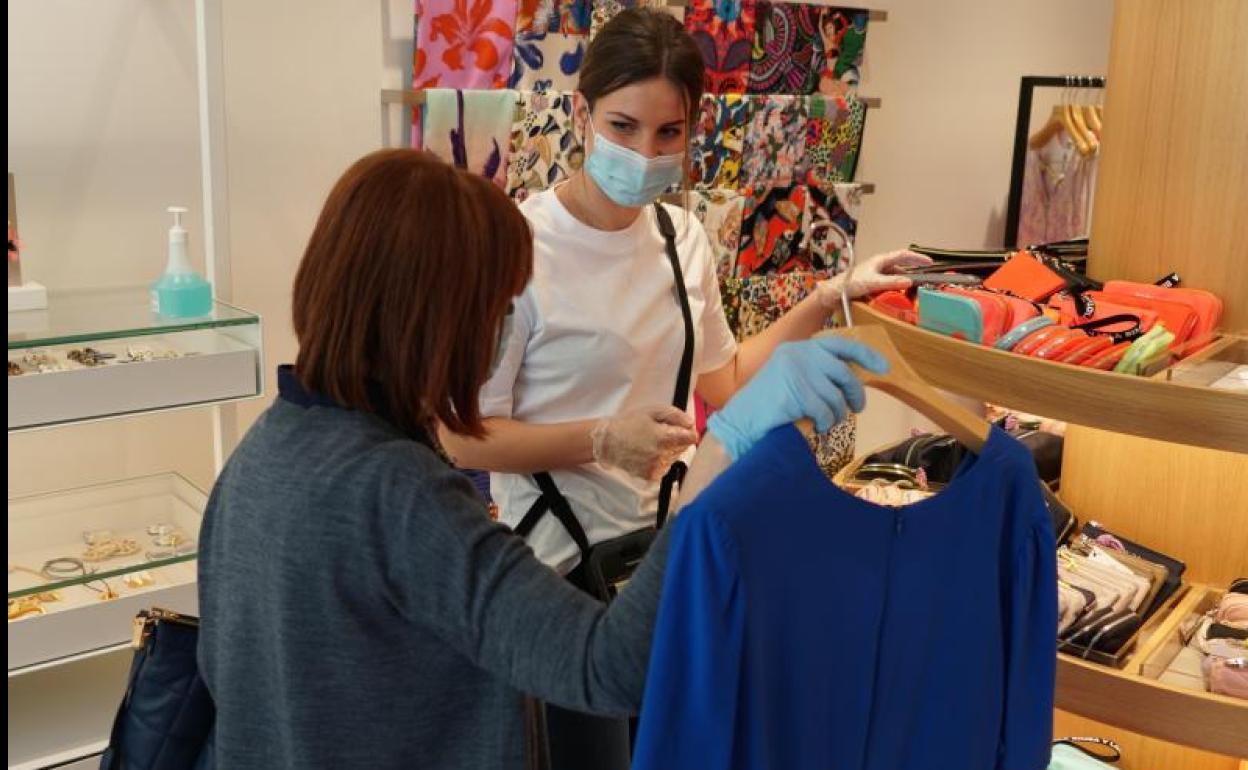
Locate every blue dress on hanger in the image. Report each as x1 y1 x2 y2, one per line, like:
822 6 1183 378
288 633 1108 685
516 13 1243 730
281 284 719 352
633 424 1057 770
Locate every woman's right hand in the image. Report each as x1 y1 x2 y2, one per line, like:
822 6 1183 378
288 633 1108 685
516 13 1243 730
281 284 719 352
707 338 888 460
592 406 699 480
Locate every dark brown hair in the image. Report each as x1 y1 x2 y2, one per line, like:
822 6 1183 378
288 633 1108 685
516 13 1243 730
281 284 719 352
292 150 532 439
578 7 706 125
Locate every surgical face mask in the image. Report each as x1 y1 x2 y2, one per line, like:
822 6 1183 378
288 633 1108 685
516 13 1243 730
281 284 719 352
488 302 514 379
583 115 686 208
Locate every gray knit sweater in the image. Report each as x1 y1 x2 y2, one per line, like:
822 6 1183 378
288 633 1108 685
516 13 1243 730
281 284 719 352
197 368 669 769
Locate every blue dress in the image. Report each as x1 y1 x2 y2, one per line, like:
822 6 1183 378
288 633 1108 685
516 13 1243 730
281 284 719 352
633 425 1057 770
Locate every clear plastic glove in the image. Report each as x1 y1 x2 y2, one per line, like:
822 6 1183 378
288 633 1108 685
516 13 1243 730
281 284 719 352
815 249 933 309
591 406 699 480
707 338 888 460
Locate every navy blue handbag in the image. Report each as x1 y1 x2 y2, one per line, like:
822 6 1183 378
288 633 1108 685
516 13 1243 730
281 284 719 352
100 608 214 770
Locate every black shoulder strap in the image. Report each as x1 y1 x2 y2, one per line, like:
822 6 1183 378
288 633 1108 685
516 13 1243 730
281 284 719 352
653 202 696 410
652 202 694 528
514 203 697 546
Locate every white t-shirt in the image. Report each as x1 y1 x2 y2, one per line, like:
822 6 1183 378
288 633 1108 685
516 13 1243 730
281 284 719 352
480 188 738 574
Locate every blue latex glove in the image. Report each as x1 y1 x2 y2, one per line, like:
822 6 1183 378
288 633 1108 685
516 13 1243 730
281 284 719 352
707 338 888 460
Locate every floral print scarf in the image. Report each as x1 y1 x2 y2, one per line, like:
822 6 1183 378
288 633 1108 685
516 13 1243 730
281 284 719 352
508 31 585 92
740 95 808 189
690 190 746 280
413 0 517 90
799 94 867 185
505 91 584 201
689 94 750 190
748 0 823 95
685 0 757 94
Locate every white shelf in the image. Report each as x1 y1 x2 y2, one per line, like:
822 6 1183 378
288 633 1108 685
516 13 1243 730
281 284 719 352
7 649 128 769
8 328 260 431
8 474 206 671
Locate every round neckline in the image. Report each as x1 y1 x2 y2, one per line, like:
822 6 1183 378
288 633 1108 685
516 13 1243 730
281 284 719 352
811 426 1004 518
546 184 652 244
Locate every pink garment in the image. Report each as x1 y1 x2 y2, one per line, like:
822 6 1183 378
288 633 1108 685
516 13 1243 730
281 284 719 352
1017 134 1096 246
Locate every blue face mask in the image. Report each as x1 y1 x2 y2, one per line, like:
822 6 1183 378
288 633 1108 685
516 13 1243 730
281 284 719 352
583 116 686 208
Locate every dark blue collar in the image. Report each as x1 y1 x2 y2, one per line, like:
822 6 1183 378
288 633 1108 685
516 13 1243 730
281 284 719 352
276 365 431 446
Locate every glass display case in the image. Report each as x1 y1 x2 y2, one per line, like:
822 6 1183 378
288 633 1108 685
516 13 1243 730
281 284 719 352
6 471 204 668
8 286 262 430
7 473 206 671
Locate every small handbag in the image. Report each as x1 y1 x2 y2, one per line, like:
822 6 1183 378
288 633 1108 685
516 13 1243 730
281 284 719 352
100 608 214 770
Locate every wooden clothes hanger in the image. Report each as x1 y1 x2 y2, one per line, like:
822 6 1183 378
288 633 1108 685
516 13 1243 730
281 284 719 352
1029 78 1092 154
803 325 990 453
1069 78 1099 154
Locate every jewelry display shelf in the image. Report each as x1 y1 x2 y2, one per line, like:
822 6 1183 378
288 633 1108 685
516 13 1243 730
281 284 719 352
1056 584 1248 759
849 302 1248 454
7 286 262 431
7 473 204 672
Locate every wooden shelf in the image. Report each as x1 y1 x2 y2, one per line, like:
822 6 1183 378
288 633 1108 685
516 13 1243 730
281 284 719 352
1055 586 1248 759
1056 657 1248 759
849 302 1248 454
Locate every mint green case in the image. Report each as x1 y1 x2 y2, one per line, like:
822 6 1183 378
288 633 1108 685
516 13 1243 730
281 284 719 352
917 287 984 343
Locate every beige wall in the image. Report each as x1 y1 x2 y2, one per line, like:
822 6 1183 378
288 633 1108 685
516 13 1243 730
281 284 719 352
7 1 216 495
844 0 1113 450
8 0 1113 495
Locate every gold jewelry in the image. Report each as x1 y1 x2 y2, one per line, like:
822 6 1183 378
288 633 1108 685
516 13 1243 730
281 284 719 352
8 596 47 621
82 538 140 562
21 349 54 367
123 571 155 589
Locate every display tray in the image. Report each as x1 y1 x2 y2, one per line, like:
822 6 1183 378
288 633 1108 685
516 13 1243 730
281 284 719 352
7 327 260 430
1139 588 1247 697
7 473 205 671
1058 584 1190 669
1056 584 1248 758
1161 336 1248 392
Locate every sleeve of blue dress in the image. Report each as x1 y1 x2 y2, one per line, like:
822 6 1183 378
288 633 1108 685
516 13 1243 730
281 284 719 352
632 499 745 770
998 515 1058 770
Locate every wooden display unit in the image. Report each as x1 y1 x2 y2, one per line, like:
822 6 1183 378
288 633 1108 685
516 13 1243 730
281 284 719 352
851 1 1248 763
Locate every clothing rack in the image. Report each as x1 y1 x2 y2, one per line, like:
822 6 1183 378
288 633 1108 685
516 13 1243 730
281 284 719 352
1004 75 1107 248
381 89 883 109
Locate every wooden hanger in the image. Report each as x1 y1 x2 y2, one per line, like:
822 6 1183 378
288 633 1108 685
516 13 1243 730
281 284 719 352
1069 81 1099 155
677 322 990 515
805 325 990 453
1083 102 1103 138
1068 101 1097 155
1028 105 1070 151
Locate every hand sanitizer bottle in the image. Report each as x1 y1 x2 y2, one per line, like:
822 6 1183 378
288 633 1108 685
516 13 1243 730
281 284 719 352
150 206 212 318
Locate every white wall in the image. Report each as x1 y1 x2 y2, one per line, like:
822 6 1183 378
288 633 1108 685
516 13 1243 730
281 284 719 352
8 1 216 496
8 0 1113 493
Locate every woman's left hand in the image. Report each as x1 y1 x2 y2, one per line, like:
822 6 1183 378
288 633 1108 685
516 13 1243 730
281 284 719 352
815 249 933 308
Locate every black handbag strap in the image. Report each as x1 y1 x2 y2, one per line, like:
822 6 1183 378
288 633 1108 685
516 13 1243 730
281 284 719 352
653 202 694 530
515 202 695 547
